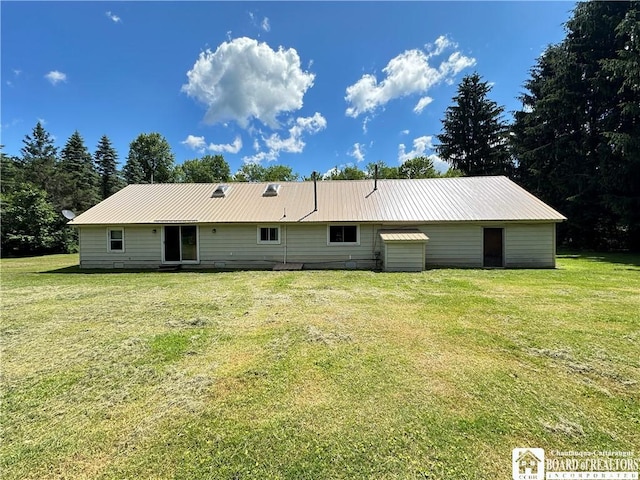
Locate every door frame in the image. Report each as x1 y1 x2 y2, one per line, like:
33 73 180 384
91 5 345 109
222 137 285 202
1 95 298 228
161 225 200 264
483 227 504 268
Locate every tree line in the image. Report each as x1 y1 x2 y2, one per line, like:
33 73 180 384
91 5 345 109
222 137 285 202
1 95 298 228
2 1 638 255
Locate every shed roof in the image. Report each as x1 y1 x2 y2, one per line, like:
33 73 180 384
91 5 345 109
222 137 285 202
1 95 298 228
69 176 566 225
379 230 430 242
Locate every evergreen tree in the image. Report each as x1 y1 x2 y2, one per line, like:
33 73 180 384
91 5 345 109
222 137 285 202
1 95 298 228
512 1 638 249
436 73 512 176
94 135 124 199
19 121 59 194
59 131 100 213
124 133 175 184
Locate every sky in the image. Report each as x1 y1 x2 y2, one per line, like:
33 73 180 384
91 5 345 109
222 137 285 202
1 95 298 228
1 1 576 178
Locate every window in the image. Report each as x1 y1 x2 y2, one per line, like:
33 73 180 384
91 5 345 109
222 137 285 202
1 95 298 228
328 225 359 244
258 226 280 244
108 228 124 252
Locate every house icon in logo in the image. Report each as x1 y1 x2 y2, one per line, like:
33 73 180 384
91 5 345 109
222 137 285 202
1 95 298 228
512 448 545 480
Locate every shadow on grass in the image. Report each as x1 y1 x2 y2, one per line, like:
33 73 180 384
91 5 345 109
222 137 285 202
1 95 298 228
41 265 252 275
558 251 640 268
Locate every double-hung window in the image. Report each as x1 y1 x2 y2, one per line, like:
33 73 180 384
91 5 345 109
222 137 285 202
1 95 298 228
108 228 124 252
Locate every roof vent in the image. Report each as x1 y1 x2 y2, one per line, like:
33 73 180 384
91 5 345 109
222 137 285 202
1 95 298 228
263 183 280 197
211 184 230 198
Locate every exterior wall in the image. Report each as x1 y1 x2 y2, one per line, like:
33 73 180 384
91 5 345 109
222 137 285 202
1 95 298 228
79 225 161 268
78 221 557 270
417 224 483 267
383 242 426 272
504 223 556 268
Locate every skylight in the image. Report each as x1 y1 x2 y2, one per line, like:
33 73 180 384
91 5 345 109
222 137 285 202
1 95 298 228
211 185 230 198
263 183 281 197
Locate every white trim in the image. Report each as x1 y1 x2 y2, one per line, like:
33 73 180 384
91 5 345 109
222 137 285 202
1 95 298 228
161 225 200 264
257 225 281 245
327 224 360 246
107 227 125 253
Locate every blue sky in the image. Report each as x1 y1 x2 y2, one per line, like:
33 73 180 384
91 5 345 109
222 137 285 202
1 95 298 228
2 1 575 178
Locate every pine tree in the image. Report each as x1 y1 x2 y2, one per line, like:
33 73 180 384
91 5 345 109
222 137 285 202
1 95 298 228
436 73 512 176
94 135 124 199
512 1 638 249
19 121 59 194
59 131 100 213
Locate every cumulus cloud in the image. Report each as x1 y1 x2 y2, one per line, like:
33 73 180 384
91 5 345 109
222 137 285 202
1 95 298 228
182 135 206 152
348 143 365 163
243 112 326 163
182 37 315 128
398 135 434 163
345 37 475 118
413 96 433 114
45 70 67 85
261 17 271 32
106 11 121 23
209 136 242 154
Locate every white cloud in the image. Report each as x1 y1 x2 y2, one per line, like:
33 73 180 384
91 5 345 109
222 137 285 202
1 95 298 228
181 135 206 152
45 70 67 85
398 135 434 163
243 112 326 163
261 17 270 32
106 11 121 23
430 154 450 173
13 69 21 76
348 143 365 163
208 136 242 154
426 35 453 58
345 37 475 118
413 96 434 114
401 129 410 135
182 37 315 128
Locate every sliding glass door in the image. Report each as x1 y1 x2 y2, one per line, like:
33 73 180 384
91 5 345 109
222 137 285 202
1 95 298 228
163 225 198 263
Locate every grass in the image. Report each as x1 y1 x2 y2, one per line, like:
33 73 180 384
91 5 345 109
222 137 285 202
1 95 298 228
1 253 639 479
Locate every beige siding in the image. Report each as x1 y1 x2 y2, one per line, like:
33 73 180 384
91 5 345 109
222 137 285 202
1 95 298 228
200 223 378 269
418 224 483 267
78 221 557 270
384 243 425 272
505 223 556 268
79 226 161 268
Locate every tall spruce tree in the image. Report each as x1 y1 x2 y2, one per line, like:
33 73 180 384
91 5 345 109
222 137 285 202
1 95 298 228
19 121 59 194
436 73 512 177
94 135 124 199
124 133 175 184
512 1 638 250
59 131 100 213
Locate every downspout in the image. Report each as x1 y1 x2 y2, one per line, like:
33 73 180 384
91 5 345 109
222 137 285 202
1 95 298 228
283 224 287 264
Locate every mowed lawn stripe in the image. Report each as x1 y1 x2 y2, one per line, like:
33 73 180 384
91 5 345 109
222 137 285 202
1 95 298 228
1 253 638 479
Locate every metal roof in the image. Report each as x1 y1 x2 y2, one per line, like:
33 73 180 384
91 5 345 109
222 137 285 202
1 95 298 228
379 230 430 242
69 176 566 225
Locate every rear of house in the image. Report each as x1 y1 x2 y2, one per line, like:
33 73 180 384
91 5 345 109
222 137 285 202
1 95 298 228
69 177 565 271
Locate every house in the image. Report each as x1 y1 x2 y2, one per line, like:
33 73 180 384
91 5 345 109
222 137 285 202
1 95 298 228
68 176 566 271
515 449 543 476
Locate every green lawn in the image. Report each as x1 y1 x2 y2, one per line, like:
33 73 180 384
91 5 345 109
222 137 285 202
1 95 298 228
1 254 639 479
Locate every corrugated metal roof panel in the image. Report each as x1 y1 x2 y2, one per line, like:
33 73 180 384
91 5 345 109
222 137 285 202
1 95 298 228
379 230 429 242
69 176 567 225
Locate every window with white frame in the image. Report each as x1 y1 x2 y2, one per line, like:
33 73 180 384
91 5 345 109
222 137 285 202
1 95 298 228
328 225 359 244
108 228 124 252
258 226 280 244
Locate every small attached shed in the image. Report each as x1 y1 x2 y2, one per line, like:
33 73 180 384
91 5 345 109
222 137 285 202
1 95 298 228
380 229 429 272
